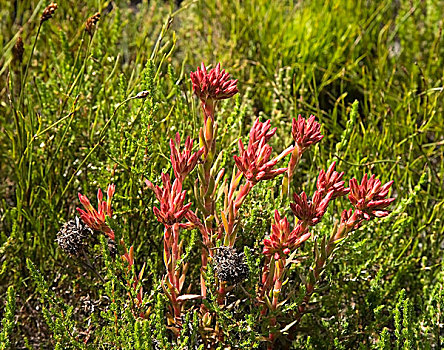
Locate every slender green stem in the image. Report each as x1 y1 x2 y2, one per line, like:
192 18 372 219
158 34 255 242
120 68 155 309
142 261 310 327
19 22 42 108
58 30 86 117
57 96 135 205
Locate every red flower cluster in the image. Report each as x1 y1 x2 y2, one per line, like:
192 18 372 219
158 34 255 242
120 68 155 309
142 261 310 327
349 174 395 220
285 115 324 192
170 133 204 183
145 173 191 227
263 210 310 260
291 191 332 226
190 62 238 103
292 114 324 152
191 62 238 121
234 118 293 184
317 162 350 199
339 208 363 232
77 184 115 239
329 175 395 249
291 163 349 226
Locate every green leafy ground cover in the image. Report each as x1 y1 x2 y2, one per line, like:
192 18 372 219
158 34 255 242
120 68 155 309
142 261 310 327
0 0 443 348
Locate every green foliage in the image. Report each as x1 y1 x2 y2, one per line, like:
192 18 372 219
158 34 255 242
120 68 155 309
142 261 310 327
27 259 86 349
0 0 442 348
0 286 16 350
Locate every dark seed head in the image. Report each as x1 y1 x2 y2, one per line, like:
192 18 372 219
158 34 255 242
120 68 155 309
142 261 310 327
85 12 101 36
56 217 92 257
41 3 58 23
13 37 24 63
213 247 249 284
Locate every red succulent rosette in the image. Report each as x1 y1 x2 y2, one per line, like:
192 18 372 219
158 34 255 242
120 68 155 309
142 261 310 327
191 62 238 121
348 174 395 220
290 163 349 226
145 173 192 227
234 118 293 184
170 132 204 182
291 114 324 152
317 162 350 199
291 190 333 227
77 184 115 239
263 210 310 260
190 62 238 103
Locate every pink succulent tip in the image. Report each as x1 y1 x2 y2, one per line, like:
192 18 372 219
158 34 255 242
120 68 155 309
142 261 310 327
262 210 310 260
292 114 324 152
145 173 192 226
234 118 291 184
76 185 116 237
348 174 395 220
191 62 238 103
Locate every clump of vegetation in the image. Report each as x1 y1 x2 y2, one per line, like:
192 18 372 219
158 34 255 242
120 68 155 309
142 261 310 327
0 0 442 349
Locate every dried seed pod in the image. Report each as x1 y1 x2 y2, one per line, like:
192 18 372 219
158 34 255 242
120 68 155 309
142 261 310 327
56 216 92 257
213 246 249 284
41 3 58 24
85 12 100 36
135 90 150 99
13 37 24 63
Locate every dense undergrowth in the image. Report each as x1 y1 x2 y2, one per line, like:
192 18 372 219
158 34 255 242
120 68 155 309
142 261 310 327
0 0 443 349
